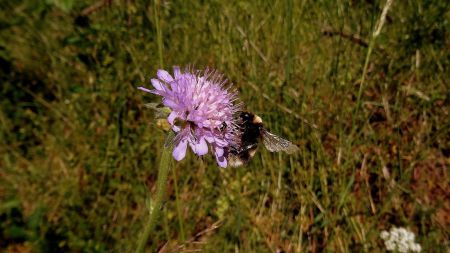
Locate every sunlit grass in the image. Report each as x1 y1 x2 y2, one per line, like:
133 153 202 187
0 0 448 252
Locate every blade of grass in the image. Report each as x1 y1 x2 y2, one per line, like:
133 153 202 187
353 0 395 124
154 0 163 68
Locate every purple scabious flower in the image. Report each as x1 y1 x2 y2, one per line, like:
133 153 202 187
139 67 241 167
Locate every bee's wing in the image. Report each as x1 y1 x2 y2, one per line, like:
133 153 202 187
261 129 299 154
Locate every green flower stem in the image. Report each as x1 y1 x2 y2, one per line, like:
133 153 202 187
135 135 173 253
172 166 186 241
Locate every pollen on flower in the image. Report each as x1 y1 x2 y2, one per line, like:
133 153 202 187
139 66 242 167
380 227 421 253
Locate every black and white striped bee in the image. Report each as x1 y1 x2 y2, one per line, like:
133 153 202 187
227 112 299 167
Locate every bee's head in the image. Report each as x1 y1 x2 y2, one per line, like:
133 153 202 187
240 112 252 122
240 112 263 124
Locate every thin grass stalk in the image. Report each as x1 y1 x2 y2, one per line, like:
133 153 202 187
353 0 394 120
154 0 164 68
353 39 375 118
284 0 294 89
135 134 173 253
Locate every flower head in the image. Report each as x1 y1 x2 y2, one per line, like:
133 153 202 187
139 66 241 167
380 227 421 253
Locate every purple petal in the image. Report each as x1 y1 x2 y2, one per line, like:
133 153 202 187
172 125 181 132
193 137 208 156
204 135 214 143
167 111 177 125
214 138 228 147
148 89 165 96
215 154 227 168
173 139 188 161
157 70 174 83
163 98 178 109
151 79 165 91
173 66 181 79
138 86 165 96
169 80 181 93
137 86 152 93
188 114 204 123
214 146 224 157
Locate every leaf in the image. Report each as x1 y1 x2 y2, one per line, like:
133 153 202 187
5 225 28 239
46 0 74 12
0 199 21 213
27 206 47 230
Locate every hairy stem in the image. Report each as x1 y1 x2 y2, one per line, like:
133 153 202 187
135 134 173 253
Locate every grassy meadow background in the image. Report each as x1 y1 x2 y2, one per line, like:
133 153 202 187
1 0 449 252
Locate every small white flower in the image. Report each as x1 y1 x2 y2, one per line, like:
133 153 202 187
385 240 396 251
380 231 390 240
380 227 421 252
410 243 422 252
398 241 409 253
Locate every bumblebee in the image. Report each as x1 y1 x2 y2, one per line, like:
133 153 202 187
227 112 299 167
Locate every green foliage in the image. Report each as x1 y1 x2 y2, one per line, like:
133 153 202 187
46 0 75 12
0 0 448 252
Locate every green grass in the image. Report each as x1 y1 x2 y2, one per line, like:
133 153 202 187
0 0 449 252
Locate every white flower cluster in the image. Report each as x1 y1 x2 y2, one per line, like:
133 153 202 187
380 227 422 253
